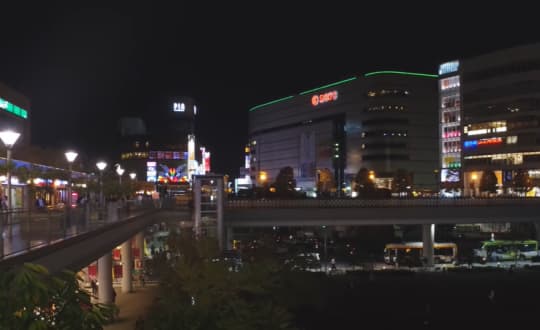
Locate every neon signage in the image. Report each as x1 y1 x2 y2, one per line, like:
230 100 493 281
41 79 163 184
478 137 502 146
464 137 503 149
311 90 338 106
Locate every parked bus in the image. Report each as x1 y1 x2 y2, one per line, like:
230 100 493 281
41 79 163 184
473 240 539 262
384 242 458 266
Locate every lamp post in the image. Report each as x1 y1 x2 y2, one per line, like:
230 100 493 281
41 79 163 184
0 130 20 232
116 166 124 185
65 151 78 208
64 151 77 233
96 161 107 208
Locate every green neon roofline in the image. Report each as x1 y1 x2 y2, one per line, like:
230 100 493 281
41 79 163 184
249 96 295 112
299 77 357 95
364 70 437 78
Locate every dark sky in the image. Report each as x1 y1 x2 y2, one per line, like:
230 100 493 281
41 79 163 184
0 3 538 176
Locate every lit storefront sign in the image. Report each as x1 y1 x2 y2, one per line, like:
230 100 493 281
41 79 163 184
173 102 185 112
0 97 28 119
464 137 503 149
311 90 338 106
146 161 157 182
438 60 459 75
478 137 503 146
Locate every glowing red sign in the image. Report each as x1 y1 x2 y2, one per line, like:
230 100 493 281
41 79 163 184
311 90 338 106
478 137 502 146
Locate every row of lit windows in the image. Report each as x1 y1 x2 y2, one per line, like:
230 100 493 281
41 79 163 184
441 95 461 109
134 141 150 148
365 105 406 112
121 152 149 160
361 130 408 138
442 126 461 138
366 89 410 98
440 76 460 91
442 112 460 124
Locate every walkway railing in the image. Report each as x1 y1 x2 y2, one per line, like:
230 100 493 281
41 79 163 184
226 197 540 208
0 199 156 261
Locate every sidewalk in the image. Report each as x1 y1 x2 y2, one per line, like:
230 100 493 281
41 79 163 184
103 282 160 330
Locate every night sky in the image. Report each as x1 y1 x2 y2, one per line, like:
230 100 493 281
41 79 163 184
0 3 537 176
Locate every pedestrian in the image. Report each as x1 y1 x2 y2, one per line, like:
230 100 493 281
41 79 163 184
91 279 98 297
331 257 337 271
112 287 117 303
140 273 146 288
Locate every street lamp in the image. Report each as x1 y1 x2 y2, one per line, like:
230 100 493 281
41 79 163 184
129 172 136 180
116 165 124 184
0 130 20 229
65 151 78 209
96 161 107 207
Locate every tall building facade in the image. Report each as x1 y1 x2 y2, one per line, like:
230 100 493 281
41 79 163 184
248 71 438 197
118 96 208 194
439 43 540 197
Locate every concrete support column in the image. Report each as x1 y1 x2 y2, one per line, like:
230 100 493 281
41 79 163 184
98 252 113 304
217 178 224 251
226 227 233 250
193 179 201 235
534 222 540 242
107 201 118 222
121 239 133 293
422 223 435 267
135 231 145 269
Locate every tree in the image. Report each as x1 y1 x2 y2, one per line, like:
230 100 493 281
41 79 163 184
145 232 296 330
392 168 412 196
354 168 375 198
273 166 296 198
0 263 115 329
316 168 335 197
513 169 531 194
479 170 498 195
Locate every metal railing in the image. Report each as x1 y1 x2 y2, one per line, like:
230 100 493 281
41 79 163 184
226 197 540 209
0 199 156 261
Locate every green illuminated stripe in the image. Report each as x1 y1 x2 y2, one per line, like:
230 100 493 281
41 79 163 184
0 97 28 119
249 96 295 112
299 77 357 95
364 71 437 78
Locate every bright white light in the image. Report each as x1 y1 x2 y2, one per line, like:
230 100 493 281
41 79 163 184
96 161 107 171
0 130 20 148
65 151 78 163
129 172 136 180
116 167 125 176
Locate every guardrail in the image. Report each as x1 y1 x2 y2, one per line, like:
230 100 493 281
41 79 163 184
0 199 157 261
226 197 540 208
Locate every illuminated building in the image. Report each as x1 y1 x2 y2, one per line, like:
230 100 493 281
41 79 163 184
248 71 438 196
0 81 30 146
118 97 208 194
439 43 540 197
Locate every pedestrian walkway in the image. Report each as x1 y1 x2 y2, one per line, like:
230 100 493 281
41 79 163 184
103 282 159 330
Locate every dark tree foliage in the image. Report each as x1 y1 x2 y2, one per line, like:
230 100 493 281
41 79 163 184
479 170 498 193
273 166 297 198
0 263 115 329
513 169 531 192
392 168 413 193
354 168 376 198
